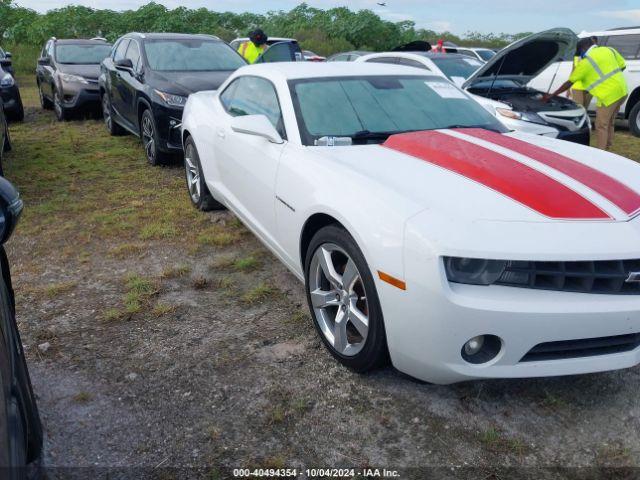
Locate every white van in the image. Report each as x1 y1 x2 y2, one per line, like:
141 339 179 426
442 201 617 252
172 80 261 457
529 27 640 136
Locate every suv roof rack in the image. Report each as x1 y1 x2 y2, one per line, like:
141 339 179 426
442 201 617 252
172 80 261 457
90 37 108 42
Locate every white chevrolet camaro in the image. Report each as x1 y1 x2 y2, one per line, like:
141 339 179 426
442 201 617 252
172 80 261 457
181 62 640 384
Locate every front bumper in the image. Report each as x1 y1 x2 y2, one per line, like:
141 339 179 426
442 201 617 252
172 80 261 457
381 215 640 384
59 84 101 111
556 126 590 145
151 103 184 152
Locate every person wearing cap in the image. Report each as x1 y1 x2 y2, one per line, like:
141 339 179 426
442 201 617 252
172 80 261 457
238 29 268 64
432 39 447 54
543 37 627 150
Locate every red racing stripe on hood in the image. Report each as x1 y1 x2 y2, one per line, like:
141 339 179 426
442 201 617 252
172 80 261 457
382 130 610 220
464 128 640 216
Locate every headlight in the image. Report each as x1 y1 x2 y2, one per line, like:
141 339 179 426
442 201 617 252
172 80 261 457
154 90 188 108
496 108 546 125
0 73 14 88
444 257 507 285
59 73 89 84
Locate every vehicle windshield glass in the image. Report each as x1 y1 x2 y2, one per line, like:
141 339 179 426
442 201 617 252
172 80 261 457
429 56 484 81
477 50 496 61
55 44 112 64
290 75 507 146
469 78 525 90
145 39 246 71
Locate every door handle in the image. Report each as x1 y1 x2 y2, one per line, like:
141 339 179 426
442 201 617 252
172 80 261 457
216 128 226 139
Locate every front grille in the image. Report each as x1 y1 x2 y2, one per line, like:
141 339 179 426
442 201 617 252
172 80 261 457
495 259 640 294
521 333 640 362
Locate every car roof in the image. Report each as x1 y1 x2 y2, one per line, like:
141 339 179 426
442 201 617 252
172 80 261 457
362 51 475 60
232 37 295 42
126 32 221 41
53 39 111 45
235 62 435 80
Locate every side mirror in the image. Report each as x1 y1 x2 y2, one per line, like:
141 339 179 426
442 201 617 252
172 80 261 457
115 58 134 71
0 177 23 244
230 115 284 144
37 57 49 66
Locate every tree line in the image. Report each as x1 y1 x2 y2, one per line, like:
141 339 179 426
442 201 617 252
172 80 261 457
0 0 532 55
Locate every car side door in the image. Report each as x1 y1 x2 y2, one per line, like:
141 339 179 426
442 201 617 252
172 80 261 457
108 39 130 124
602 34 640 113
214 76 287 244
39 41 56 100
118 39 144 128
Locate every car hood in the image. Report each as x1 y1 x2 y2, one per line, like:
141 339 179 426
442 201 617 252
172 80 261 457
311 128 640 224
152 71 235 94
463 28 577 89
58 64 101 80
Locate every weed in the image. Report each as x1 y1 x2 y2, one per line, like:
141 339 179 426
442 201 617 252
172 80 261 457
242 283 280 304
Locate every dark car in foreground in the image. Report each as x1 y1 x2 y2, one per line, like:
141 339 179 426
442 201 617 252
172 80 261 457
0 177 43 480
1 101 12 176
36 37 112 121
0 67 23 122
100 33 246 165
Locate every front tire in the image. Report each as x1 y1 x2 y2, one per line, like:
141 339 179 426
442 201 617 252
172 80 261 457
53 90 66 121
304 225 388 372
140 109 168 166
183 136 224 211
629 101 640 138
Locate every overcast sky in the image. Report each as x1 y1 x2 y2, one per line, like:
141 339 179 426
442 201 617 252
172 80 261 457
14 0 640 35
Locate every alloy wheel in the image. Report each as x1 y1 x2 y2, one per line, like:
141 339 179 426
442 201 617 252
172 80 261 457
38 86 44 108
184 142 201 203
142 114 155 163
53 91 63 119
308 243 370 356
635 109 640 133
102 95 112 130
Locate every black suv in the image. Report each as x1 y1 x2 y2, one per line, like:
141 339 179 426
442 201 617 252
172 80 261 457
0 66 23 123
36 37 112 121
100 33 246 165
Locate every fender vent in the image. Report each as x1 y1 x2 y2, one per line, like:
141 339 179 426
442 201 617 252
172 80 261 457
496 259 640 294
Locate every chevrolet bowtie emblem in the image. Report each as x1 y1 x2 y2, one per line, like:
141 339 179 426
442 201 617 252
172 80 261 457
626 272 640 283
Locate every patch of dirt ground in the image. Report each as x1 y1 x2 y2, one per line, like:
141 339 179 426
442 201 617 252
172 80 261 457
5 77 640 479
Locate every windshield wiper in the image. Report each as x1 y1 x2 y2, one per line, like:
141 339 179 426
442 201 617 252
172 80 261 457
350 130 394 144
441 124 504 134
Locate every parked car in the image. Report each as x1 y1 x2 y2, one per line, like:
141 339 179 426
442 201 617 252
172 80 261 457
0 67 23 122
326 51 370 62
36 37 112 121
530 26 640 136
0 48 14 75
302 50 326 62
453 47 496 62
0 176 43 478
358 28 591 145
229 37 297 51
181 61 640 384
100 33 246 165
0 101 11 176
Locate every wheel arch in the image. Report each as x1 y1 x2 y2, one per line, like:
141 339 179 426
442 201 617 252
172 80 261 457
136 96 153 133
299 213 348 270
625 86 640 119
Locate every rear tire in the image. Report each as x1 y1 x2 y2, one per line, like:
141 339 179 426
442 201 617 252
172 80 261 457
629 101 640 138
140 109 168 166
53 89 66 121
183 136 224 211
102 92 124 136
304 225 388 372
7 91 24 123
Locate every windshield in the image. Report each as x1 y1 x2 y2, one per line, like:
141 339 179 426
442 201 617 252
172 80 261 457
290 75 507 146
468 78 526 91
55 44 112 64
145 39 246 71
477 49 496 61
430 56 484 81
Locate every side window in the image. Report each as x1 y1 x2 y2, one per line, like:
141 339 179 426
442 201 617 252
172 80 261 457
365 56 398 64
219 79 240 111
398 58 430 70
603 34 640 59
125 40 141 70
224 76 286 138
114 39 130 62
41 42 50 59
47 41 55 58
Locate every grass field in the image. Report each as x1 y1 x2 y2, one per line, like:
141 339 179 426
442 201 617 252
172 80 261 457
5 75 640 475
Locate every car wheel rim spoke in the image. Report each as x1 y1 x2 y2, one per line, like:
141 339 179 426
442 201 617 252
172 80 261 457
184 146 201 201
309 243 369 357
143 117 155 161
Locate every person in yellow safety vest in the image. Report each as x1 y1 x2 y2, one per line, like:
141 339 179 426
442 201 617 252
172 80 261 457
544 37 628 150
238 29 268 64
570 36 598 109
